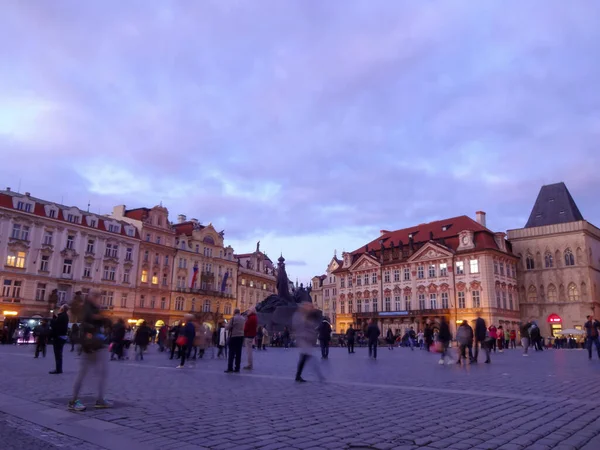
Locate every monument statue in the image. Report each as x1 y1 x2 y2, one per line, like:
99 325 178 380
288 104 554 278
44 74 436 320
255 255 319 331
256 241 260 252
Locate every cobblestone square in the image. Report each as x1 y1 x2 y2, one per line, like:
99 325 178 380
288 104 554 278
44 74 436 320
1 344 600 449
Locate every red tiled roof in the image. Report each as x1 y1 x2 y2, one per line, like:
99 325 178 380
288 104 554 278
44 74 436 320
354 215 488 254
172 222 195 236
124 208 150 221
0 191 140 239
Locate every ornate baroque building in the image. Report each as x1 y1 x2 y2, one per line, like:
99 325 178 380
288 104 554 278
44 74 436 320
234 242 276 312
0 189 140 321
333 213 520 336
111 205 177 328
311 255 342 330
508 182 600 337
171 216 237 325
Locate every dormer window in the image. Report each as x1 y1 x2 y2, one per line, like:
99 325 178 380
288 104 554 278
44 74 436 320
48 209 56 218
108 224 120 233
67 214 80 224
126 227 135 237
17 201 32 212
90 219 97 228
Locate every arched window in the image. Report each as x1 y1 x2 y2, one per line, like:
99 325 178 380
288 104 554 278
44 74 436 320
547 284 557 302
356 299 362 313
175 296 184 311
527 286 537 303
568 283 579 301
564 249 575 266
526 255 535 270
544 252 554 268
203 299 211 312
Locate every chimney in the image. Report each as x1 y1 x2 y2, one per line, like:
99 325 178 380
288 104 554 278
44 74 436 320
25 192 30 197
112 205 126 219
476 211 487 228
6 187 10 192
380 230 390 236
178 214 187 224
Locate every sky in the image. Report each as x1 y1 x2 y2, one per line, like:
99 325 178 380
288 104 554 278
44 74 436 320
1 1 600 283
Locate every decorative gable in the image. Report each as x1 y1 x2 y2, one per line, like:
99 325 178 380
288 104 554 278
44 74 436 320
408 242 453 263
349 254 380 272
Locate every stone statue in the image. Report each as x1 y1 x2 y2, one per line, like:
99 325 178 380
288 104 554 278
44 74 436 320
256 241 260 252
275 255 292 301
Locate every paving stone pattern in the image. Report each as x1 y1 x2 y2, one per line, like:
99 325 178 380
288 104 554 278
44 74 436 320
1 344 599 449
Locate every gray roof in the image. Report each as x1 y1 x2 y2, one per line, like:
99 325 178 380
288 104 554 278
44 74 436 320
525 182 584 228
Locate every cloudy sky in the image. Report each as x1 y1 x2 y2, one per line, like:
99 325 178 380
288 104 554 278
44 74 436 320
1 1 599 282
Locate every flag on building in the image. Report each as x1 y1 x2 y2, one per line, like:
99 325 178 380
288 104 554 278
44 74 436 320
221 271 229 293
191 264 199 288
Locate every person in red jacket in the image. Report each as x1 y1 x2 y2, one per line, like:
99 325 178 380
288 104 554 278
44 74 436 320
243 308 258 370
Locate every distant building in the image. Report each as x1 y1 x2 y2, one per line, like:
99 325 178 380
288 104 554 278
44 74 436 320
311 254 342 331
111 205 176 329
171 217 237 326
235 243 276 312
0 189 140 321
333 213 519 336
508 182 600 337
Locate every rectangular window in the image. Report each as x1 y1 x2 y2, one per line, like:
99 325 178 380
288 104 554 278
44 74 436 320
496 291 501 308
394 296 401 311
12 281 22 298
472 290 481 308
363 274 369 285
66 235 75 250
140 295 145 308
111 245 118 258
146 233 151 242
455 261 464 275
109 266 116 281
123 269 130 283
417 266 424 279
470 259 479 274
20 226 30 241
348 277 352 288
494 261 499 274
418 293 426 310
340 278 345 288
11 224 21 239
405 295 411 311
141 270 148 283
160 297 166 309
40 255 50 272
364 301 369 313
6 251 26 268
62 259 73 275
107 291 113 306
385 297 391 312
154 253 159 264
152 273 158 285
48 209 56 218
120 293 128 308
87 239 95 254
105 244 112 257
404 268 410 281
458 291 466 309
356 300 362 313
430 293 437 309
500 263 505 276
384 271 390 283
509 293 514 310
150 296 156 309
83 263 91 278
441 292 449 309
127 228 134 237
90 219 97 228
428 265 436 278
162 273 168 286
164 255 169 266
43 231 53 246
108 224 118 233
502 292 507 310
439 263 448 277
348 301 353 313
35 283 46 302
144 251 149 262
126 247 133 261
2 280 12 297
156 236 161 245
356 277 362 286
393 269 400 282
67 214 79 224
372 298 378 312
340 302 345 314
372 273 377 284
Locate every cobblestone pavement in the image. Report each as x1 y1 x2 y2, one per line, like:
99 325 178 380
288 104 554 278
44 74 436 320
1 343 600 450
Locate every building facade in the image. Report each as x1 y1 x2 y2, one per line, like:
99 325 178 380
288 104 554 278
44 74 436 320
311 255 341 331
235 242 276 312
111 205 177 329
171 217 237 326
0 189 140 322
508 183 600 337
333 213 520 337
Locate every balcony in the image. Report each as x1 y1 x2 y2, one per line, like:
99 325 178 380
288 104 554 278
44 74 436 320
352 308 452 320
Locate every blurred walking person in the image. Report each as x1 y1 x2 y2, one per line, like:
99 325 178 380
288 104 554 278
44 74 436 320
70 323 79 352
293 303 323 382
34 320 50 358
69 292 111 411
520 320 532 356
282 326 291 350
346 325 356 354
437 317 452 365
456 320 474 365
366 319 380 360
176 315 196 368
585 315 600 360
134 321 151 361
386 328 395 351
318 318 332 359
473 315 489 364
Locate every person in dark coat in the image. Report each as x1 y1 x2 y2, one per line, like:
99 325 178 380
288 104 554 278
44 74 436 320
50 304 70 374
110 319 126 361
70 323 80 352
437 317 452 364
282 326 291 350
366 320 381 359
134 321 152 361
456 320 474 365
169 324 181 360
473 316 489 363
386 328 395 350
423 322 433 352
177 315 196 368
346 325 356 354
318 319 332 359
